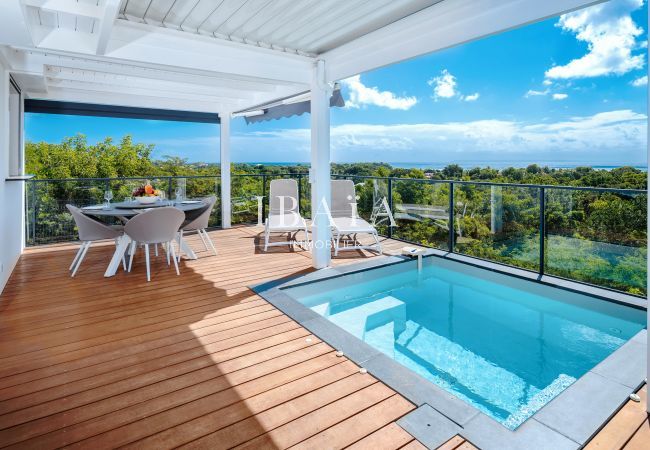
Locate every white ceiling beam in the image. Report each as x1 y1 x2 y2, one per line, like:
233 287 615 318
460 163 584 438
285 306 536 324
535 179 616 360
321 0 605 82
96 0 121 55
43 78 245 106
9 50 285 92
30 86 230 113
44 66 259 99
103 20 313 85
21 0 103 19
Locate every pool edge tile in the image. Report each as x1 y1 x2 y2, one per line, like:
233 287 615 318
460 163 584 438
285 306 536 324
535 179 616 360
397 404 462 449
533 371 633 445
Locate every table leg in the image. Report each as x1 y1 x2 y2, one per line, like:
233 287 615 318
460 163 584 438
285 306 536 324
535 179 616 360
179 235 197 260
105 235 132 277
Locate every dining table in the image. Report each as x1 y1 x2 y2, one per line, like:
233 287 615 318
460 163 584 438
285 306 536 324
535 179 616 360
81 199 206 277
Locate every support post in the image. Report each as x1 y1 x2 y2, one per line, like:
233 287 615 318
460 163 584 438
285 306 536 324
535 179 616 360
490 185 503 234
387 177 393 239
219 112 231 228
646 47 649 414
310 60 332 269
448 181 454 252
539 188 546 275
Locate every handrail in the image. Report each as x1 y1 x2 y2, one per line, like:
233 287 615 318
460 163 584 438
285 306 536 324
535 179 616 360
24 173 647 296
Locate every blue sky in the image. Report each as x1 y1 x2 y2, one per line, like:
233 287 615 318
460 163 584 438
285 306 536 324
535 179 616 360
26 0 648 167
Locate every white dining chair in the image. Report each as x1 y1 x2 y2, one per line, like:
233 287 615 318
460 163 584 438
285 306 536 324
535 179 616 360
124 207 185 282
177 196 217 260
66 204 126 277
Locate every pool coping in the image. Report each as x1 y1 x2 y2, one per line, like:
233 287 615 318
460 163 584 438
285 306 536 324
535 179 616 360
251 253 647 450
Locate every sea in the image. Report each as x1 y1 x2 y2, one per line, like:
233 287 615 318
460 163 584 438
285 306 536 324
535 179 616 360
239 162 648 171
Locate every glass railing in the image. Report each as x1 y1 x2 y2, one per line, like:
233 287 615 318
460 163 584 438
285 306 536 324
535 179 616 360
25 174 647 295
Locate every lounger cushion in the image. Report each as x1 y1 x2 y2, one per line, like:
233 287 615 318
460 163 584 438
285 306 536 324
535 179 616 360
331 217 377 234
267 212 307 230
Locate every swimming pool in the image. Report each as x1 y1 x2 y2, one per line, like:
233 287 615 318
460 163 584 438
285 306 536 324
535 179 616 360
283 257 646 430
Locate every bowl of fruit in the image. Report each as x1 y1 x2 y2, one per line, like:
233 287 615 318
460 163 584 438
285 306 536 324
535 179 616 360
132 183 162 204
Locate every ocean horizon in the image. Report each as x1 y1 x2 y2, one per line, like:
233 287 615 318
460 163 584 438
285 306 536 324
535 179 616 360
235 161 648 171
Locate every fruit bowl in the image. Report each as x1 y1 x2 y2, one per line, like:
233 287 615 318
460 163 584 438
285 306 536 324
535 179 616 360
135 196 159 205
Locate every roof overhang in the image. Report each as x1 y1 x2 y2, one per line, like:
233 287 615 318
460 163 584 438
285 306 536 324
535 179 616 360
0 0 605 115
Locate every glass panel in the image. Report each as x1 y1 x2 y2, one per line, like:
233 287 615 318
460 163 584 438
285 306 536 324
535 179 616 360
454 184 541 271
231 175 264 225
545 188 647 296
391 179 450 250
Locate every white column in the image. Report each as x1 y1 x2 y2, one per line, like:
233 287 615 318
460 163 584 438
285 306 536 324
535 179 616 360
310 60 332 269
219 112 231 228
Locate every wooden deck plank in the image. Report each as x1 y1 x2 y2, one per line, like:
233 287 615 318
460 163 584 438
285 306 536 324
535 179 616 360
623 418 649 450
291 394 415 449
0 227 418 449
435 435 468 450
345 422 416 450
584 386 647 450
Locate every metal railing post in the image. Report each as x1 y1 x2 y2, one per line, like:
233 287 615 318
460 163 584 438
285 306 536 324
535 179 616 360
261 175 267 223
297 174 302 215
448 181 455 252
539 187 546 275
387 177 393 238
31 180 36 245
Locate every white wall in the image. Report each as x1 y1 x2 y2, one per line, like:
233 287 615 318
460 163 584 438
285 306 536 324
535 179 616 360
0 58 25 294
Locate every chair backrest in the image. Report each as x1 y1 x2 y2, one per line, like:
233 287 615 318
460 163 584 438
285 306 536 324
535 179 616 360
330 180 358 218
183 196 217 231
124 207 185 244
66 204 122 242
269 179 299 215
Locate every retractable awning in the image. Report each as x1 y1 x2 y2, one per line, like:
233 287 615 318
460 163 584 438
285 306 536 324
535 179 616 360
234 84 345 124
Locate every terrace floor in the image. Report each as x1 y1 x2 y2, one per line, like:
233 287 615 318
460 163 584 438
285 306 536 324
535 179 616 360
0 225 644 449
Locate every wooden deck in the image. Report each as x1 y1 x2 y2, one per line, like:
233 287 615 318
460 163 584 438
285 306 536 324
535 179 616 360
584 385 648 450
0 225 641 449
0 227 432 449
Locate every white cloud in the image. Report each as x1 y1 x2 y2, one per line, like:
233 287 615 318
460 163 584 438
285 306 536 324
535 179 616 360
341 75 417 110
552 93 569 100
545 0 645 80
525 89 550 98
428 69 480 102
631 75 648 86
238 110 646 164
428 69 458 100
542 79 553 86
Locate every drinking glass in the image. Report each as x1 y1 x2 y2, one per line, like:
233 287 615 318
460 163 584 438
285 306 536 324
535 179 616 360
103 189 113 210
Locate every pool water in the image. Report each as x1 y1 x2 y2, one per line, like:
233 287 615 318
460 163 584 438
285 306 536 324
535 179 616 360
284 258 646 429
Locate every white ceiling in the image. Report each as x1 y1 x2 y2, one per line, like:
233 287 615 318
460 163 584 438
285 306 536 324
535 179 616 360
118 0 441 56
1 0 603 114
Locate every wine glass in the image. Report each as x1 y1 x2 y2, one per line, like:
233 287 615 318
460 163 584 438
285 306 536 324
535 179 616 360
103 189 113 210
175 186 183 203
159 191 166 205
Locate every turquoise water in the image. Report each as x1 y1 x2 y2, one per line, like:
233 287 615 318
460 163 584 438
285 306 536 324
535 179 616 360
284 259 646 429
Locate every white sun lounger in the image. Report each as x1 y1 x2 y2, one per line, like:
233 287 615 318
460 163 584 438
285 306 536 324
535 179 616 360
263 179 309 251
330 179 382 256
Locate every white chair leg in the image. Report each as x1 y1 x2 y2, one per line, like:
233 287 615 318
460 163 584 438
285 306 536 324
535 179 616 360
197 229 209 250
373 233 382 253
115 238 127 271
334 231 341 256
71 242 90 277
169 241 180 275
154 243 158 257
144 243 151 282
166 242 171 266
264 222 270 251
177 230 184 262
202 229 217 255
69 242 85 270
128 240 137 272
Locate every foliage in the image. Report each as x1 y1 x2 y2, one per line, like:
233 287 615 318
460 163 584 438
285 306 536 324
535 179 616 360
25 135 647 296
